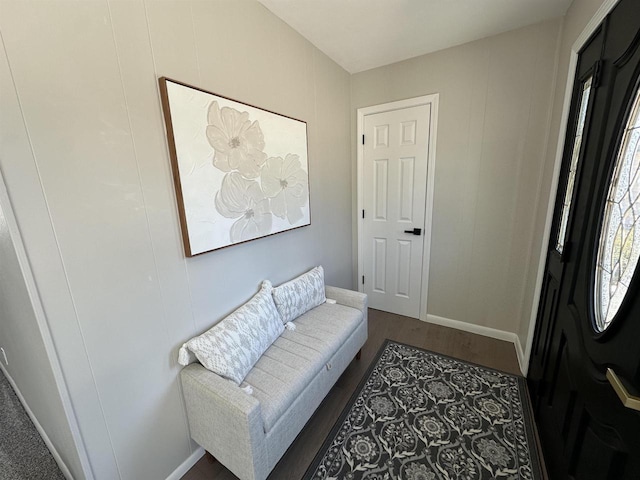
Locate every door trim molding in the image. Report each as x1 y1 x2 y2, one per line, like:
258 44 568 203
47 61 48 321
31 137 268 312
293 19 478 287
524 0 621 374
356 94 439 321
0 169 94 479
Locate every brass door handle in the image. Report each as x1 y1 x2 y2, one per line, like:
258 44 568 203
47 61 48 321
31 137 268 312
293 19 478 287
606 368 640 412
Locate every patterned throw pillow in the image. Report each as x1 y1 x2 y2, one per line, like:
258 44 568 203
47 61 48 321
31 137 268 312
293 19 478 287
272 266 326 324
179 281 284 384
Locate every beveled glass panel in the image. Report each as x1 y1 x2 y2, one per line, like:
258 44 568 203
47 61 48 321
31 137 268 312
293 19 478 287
594 85 640 332
557 77 593 254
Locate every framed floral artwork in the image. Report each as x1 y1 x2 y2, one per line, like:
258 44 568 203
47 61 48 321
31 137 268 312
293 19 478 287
158 78 310 256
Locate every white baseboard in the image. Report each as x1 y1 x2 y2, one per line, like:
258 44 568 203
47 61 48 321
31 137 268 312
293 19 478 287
0 363 74 480
514 335 527 376
166 446 205 480
425 314 527 375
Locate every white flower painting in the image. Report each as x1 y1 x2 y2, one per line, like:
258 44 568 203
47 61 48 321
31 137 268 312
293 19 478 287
215 172 273 243
206 101 267 178
261 154 309 224
160 78 310 256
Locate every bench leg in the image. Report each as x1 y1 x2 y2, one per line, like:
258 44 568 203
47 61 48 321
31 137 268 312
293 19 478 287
356 349 362 360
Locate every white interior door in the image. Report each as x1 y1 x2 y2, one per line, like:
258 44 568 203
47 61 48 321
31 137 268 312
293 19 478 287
362 104 431 318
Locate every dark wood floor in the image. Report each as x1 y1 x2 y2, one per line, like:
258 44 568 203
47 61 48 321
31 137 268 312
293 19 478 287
182 308 523 480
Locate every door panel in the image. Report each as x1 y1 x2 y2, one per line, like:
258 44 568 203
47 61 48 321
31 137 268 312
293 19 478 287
528 271 560 402
396 239 412 297
570 410 628 480
373 159 388 220
373 238 387 292
399 157 415 221
529 1 640 478
362 104 431 318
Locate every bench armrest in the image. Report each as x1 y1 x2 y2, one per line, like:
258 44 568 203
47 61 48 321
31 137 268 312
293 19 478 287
325 286 368 316
181 364 268 480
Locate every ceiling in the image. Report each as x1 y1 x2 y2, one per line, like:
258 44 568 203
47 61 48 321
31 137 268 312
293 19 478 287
257 0 573 74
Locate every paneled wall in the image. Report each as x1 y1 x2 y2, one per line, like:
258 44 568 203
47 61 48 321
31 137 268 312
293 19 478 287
351 19 562 341
0 1 351 478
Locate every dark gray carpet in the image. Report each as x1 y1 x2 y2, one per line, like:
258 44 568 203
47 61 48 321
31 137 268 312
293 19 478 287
0 370 65 480
304 340 542 480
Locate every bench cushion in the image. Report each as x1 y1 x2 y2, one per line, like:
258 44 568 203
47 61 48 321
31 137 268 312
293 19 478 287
272 266 326 323
179 281 284 384
243 303 363 432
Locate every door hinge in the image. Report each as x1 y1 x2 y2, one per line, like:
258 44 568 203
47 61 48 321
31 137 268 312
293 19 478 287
362 209 365 219
362 275 365 285
362 134 365 145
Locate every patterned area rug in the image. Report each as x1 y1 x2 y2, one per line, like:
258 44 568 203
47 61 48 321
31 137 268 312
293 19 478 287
303 340 541 480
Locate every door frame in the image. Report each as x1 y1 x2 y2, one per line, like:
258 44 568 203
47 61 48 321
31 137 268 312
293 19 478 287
524 0 621 373
0 169 94 479
356 94 439 321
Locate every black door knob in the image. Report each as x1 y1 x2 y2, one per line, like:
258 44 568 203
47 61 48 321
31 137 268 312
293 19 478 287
403 228 422 236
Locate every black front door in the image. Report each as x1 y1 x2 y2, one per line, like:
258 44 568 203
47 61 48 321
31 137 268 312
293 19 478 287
528 0 640 478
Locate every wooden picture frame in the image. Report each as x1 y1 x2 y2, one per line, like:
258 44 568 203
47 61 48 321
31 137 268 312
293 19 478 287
158 77 311 256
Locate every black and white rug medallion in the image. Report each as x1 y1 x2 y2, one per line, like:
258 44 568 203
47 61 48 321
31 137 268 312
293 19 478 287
304 340 542 480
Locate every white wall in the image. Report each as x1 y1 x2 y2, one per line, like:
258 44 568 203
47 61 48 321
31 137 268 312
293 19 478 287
351 20 562 335
0 1 351 479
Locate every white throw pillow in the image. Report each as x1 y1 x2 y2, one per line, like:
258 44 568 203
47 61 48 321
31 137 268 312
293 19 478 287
272 266 326 323
178 281 284 384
